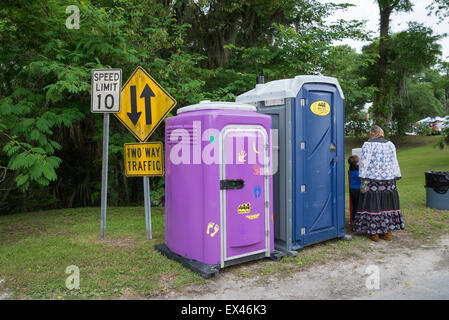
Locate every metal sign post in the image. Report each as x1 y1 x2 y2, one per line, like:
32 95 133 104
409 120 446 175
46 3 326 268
100 113 109 239
91 68 122 239
123 141 164 240
143 176 152 239
116 66 175 240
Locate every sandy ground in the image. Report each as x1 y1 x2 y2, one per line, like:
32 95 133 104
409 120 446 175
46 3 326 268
155 235 449 300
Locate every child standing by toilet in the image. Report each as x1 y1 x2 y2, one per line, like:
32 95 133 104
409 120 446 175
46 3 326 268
348 155 361 224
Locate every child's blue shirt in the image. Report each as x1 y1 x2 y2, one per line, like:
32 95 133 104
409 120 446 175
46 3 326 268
349 169 361 189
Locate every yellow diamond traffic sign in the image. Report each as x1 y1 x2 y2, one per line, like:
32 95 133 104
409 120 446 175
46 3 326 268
114 66 176 142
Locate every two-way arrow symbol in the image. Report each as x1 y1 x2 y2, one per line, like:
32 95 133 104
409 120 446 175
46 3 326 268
127 85 141 126
140 84 155 125
127 84 155 126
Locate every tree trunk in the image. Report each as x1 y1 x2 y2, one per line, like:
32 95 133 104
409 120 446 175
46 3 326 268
0 171 18 211
387 101 394 134
374 5 393 129
445 87 449 112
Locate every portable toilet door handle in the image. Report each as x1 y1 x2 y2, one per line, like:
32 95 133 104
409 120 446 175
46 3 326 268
220 179 245 190
330 144 336 152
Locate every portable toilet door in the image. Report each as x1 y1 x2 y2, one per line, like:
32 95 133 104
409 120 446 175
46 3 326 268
294 83 345 247
236 76 346 253
220 125 271 266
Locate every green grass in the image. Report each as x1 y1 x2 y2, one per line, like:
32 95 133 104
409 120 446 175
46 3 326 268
394 139 449 238
0 136 448 299
346 135 449 239
0 207 204 299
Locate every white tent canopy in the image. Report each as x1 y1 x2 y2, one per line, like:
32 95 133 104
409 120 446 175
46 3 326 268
417 116 449 123
435 116 449 122
415 116 449 132
417 117 433 123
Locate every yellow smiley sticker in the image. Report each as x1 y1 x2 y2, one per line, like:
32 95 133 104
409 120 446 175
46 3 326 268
245 213 260 220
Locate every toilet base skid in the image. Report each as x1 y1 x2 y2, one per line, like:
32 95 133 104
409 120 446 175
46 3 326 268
155 244 220 279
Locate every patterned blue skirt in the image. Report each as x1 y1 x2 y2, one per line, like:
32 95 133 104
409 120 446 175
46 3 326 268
352 180 405 235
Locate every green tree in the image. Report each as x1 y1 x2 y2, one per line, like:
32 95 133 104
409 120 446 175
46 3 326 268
0 0 373 213
435 60 449 112
389 23 442 104
393 77 444 134
167 0 359 69
427 0 449 21
216 2 369 100
363 23 443 135
435 60 449 148
323 45 376 130
373 0 413 128
0 0 201 212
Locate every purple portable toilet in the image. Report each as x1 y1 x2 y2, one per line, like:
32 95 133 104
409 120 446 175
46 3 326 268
156 101 282 278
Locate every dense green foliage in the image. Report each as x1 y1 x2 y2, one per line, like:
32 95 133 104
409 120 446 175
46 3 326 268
0 0 448 213
0 0 202 212
0 0 370 213
324 45 377 135
371 0 413 129
361 22 447 135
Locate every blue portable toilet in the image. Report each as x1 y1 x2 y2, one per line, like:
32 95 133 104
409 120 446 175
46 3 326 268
236 76 346 254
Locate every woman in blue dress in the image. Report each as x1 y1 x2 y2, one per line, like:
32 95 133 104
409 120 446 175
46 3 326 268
352 125 405 241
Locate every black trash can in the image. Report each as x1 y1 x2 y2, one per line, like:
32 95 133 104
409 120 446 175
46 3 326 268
425 171 449 210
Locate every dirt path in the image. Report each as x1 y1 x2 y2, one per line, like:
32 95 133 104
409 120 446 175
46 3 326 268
155 235 449 300
0 278 9 300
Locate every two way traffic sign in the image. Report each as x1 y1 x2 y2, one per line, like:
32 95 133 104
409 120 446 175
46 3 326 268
124 142 164 177
114 66 177 142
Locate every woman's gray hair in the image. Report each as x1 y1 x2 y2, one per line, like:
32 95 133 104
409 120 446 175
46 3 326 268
369 125 384 138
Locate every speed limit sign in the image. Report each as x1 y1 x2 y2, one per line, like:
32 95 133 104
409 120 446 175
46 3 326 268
91 69 122 113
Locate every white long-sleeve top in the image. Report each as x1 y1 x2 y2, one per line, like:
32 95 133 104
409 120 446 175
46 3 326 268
359 138 401 181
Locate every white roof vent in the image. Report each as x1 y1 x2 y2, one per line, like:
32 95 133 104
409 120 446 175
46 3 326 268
177 101 256 114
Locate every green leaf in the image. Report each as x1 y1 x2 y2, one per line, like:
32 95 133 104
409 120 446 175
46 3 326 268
35 118 52 134
29 161 44 180
42 162 57 181
30 129 40 141
6 146 21 157
16 173 29 187
22 118 34 128
31 147 46 154
46 156 62 169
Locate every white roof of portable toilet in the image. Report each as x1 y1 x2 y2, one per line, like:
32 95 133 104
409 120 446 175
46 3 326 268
177 100 256 114
235 75 345 104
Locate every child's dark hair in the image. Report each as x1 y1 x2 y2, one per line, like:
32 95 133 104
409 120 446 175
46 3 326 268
348 155 359 170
